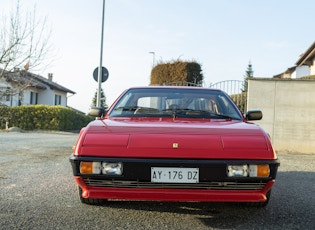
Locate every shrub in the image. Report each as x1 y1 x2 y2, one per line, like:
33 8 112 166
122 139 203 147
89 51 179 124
150 60 203 86
230 92 247 114
0 105 94 131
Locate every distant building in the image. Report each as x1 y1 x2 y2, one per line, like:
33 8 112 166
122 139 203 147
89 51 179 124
0 70 75 107
274 41 315 79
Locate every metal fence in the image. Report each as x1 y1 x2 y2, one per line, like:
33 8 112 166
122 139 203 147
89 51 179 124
147 80 247 113
209 80 247 113
151 81 204 87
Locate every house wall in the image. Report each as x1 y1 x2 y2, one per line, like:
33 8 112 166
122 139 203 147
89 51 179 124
1 79 69 107
310 57 315 75
247 78 315 154
24 88 68 106
24 89 39 105
37 88 55 105
295 65 310 78
53 89 68 106
0 79 13 106
290 70 297 79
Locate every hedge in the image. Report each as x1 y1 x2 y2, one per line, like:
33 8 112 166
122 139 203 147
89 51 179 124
230 92 247 114
150 60 203 86
0 105 94 131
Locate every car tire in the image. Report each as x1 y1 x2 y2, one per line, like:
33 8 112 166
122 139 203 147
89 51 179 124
77 186 106 205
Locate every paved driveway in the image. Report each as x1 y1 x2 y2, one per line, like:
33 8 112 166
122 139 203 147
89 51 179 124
0 131 314 229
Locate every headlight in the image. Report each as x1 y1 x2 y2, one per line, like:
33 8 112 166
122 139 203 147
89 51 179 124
102 162 123 175
80 161 123 175
227 164 270 177
227 165 248 177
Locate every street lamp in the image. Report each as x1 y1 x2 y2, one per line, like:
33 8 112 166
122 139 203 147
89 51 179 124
149 51 155 67
97 0 106 107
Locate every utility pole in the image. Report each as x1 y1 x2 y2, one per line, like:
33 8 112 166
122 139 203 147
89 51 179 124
149 51 155 67
97 0 105 107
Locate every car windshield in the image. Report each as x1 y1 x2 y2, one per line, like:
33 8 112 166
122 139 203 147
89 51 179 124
108 87 243 120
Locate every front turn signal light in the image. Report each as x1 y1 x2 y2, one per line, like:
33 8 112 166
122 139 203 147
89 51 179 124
80 161 101 174
249 165 270 177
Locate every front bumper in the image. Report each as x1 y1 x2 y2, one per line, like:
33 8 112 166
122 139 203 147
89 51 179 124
70 155 280 202
75 177 275 202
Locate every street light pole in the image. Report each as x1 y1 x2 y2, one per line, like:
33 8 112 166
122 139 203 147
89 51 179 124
97 0 105 107
149 51 155 67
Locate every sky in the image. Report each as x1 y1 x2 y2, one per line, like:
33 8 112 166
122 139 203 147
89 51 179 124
1 0 315 112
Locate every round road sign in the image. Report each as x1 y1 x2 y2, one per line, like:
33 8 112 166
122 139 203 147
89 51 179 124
93 67 109 83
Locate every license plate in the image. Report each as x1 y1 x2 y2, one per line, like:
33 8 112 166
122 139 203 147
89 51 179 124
151 167 199 183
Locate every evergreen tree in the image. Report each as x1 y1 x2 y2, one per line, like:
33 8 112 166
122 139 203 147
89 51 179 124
242 61 254 92
91 88 108 109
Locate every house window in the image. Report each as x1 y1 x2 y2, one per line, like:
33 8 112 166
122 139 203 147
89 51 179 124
30 92 38 104
55 94 62 105
0 87 11 102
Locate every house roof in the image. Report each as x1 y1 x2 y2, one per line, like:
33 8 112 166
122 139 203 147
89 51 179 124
273 66 296 78
1 70 75 94
296 40 315 66
30 73 76 94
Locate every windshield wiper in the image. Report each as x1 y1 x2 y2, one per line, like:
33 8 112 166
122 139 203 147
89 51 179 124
114 106 162 115
183 109 236 120
114 107 236 120
210 113 234 120
114 106 140 111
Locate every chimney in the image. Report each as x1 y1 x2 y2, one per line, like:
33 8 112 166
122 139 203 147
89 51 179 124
48 73 53 81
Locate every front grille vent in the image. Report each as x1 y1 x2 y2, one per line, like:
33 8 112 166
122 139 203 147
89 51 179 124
83 178 266 190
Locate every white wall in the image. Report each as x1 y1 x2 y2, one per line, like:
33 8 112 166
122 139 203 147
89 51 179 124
26 88 68 106
38 89 55 105
247 78 315 154
1 74 70 107
310 57 315 75
296 65 310 78
1 83 69 107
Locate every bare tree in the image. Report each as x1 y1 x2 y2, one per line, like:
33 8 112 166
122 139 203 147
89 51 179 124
0 0 52 101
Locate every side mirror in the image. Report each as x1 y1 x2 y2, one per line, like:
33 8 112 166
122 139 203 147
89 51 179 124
88 106 105 117
245 110 262 121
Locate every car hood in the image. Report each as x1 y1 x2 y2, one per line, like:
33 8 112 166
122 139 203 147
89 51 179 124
76 117 275 160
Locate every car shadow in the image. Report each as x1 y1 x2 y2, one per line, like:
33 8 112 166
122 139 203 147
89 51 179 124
103 200 262 228
94 171 315 229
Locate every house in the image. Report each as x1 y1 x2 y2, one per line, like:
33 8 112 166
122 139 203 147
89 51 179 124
274 40 315 79
0 70 75 107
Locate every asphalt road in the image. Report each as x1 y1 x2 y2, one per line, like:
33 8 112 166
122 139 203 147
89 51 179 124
0 131 314 230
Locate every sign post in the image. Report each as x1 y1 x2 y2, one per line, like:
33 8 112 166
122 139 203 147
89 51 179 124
97 0 106 107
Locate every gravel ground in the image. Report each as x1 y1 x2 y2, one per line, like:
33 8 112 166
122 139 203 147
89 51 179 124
0 131 314 230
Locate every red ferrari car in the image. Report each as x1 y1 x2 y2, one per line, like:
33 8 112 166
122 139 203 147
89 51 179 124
70 86 280 206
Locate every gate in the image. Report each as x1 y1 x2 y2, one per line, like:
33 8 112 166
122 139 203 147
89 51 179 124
159 81 203 87
153 80 247 113
209 80 247 113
